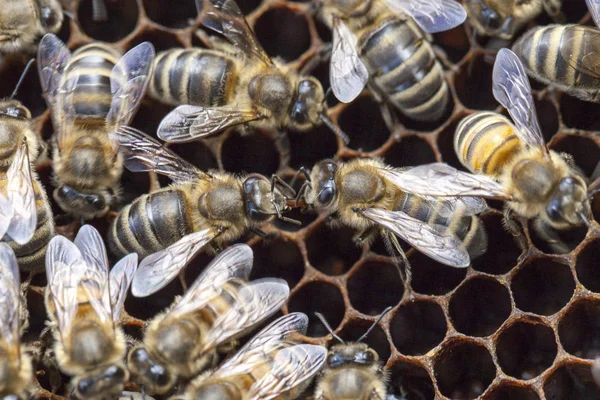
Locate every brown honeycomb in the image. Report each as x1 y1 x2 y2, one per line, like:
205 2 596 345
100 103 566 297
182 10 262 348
3 0 600 398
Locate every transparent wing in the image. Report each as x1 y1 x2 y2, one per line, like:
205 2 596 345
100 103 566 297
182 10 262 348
330 17 369 103
420 195 488 217
360 208 470 267
559 26 600 80
5 140 36 245
202 0 273 66
385 0 467 33
0 243 21 347
0 194 12 243
169 243 254 318
107 42 156 129
73 225 112 325
586 0 600 28
381 164 511 199
131 229 219 297
493 48 546 153
45 236 87 340
157 105 262 142
249 344 327 400
111 126 205 184
109 253 138 323
200 279 290 352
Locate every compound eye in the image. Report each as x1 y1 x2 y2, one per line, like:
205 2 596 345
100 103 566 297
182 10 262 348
6 107 29 120
546 198 562 220
318 187 335 205
327 352 345 368
41 6 59 29
482 7 501 29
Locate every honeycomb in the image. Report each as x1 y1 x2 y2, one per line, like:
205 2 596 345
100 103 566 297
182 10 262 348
4 0 600 398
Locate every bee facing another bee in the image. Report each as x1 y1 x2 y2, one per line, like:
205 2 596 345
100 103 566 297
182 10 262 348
127 243 289 396
153 0 349 150
317 0 465 122
0 243 33 399
391 49 591 250
37 33 155 220
44 225 138 400
109 126 298 296
172 312 326 400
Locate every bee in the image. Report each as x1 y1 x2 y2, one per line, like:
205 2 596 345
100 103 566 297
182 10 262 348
0 0 62 54
313 307 392 400
154 0 349 148
389 49 592 247
0 243 34 399
512 0 600 103
294 157 488 270
172 312 326 400
127 243 290 395
109 126 299 296
463 0 563 40
44 225 138 400
36 33 155 220
317 0 465 121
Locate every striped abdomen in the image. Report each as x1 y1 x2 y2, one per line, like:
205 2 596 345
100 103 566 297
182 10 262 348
108 187 194 258
513 25 600 102
394 192 488 260
149 49 236 106
454 112 524 177
357 16 449 121
1 175 54 271
62 43 120 120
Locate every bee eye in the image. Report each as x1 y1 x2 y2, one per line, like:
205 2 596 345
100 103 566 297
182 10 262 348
327 353 345 368
41 6 59 29
318 187 335 205
5 107 28 120
482 7 501 29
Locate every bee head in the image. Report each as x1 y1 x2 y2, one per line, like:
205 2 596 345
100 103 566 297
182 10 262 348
127 347 173 395
546 176 591 227
289 78 325 130
38 0 63 33
54 185 112 219
305 160 338 210
74 364 128 400
463 0 516 39
327 343 378 369
243 174 300 225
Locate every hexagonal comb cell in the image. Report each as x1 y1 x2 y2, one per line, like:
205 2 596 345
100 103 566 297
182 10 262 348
287 281 345 337
409 251 467 295
454 55 497 111
143 0 197 29
383 135 437 168
550 135 600 179
250 238 305 288
338 96 391 152
77 0 139 42
306 224 362 276
485 382 540 400
338 318 391 364
472 213 521 275
576 239 600 293
496 320 557 380
449 276 512 337
543 362 600 400
254 6 311 62
434 338 497 399
387 360 435 400
558 299 600 359
347 260 404 315
221 130 280 175
560 95 600 131
391 299 447 356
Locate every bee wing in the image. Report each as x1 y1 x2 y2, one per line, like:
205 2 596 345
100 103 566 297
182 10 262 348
360 207 470 267
492 48 547 154
381 164 511 200
112 126 206 184
5 140 37 245
248 344 327 400
558 26 600 81
169 243 255 318
384 0 467 33
330 17 369 103
131 229 219 297
0 194 12 240
73 225 112 325
109 253 138 322
107 42 156 130
587 0 600 28
0 243 21 347
158 105 262 142
202 0 273 67
45 236 87 340
420 195 488 217
200 278 290 352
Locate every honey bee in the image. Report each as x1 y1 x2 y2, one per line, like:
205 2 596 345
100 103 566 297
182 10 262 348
172 312 326 400
154 0 349 147
44 225 138 400
37 33 155 220
109 126 299 296
0 0 63 54
127 243 290 396
317 0 465 121
295 157 488 269
464 0 563 40
389 49 592 247
313 307 392 400
0 243 34 399
512 0 600 103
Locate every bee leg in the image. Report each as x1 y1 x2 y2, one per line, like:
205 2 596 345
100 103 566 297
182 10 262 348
353 226 378 245
299 43 332 76
210 241 223 253
502 206 527 249
533 219 570 254
369 86 399 136
178 270 189 292
276 129 291 169
432 46 458 73
383 232 412 287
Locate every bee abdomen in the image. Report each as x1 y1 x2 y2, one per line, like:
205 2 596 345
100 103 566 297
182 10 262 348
454 112 523 177
359 17 449 121
513 25 600 101
108 189 194 258
149 49 235 106
64 43 120 119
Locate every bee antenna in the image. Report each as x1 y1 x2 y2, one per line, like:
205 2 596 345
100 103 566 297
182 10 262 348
319 113 350 145
578 210 591 228
357 306 393 342
10 59 35 100
315 312 345 344
63 10 75 20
